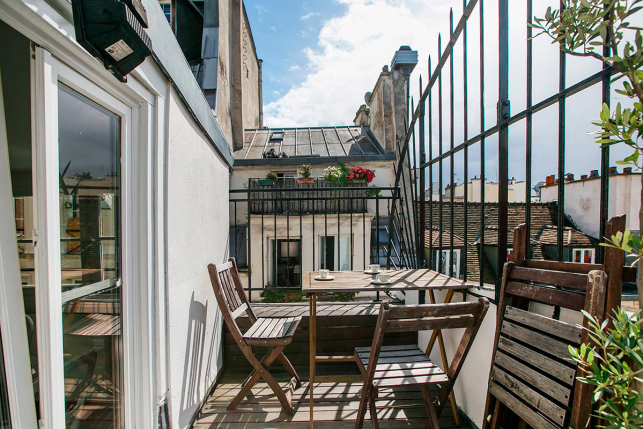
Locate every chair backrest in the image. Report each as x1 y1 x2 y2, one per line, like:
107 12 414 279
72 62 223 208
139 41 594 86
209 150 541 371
366 298 489 414
485 260 607 429
207 258 257 339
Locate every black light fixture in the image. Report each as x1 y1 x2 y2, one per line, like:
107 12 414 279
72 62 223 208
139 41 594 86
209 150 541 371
72 0 153 82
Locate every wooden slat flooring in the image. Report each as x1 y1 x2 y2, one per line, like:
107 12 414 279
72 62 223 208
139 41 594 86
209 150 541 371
250 302 381 318
194 373 472 428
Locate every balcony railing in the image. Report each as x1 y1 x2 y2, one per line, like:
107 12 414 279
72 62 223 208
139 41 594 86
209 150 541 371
248 177 368 215
230 184 417 299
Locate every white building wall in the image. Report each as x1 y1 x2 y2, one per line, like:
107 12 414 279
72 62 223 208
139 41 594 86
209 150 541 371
540 174 641 238
241 214 373 300
165 88 229 428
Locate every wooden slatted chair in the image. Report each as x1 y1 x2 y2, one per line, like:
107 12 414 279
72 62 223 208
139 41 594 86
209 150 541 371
207 257 302 414
354 297 490 429
482 263 608 429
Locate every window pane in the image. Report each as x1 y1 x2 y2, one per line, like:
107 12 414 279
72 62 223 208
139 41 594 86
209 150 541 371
58 84 122 428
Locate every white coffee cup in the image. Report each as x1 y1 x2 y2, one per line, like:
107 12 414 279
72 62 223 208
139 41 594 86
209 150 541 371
370 264 380 273
320 269 330 279
377 273 390 283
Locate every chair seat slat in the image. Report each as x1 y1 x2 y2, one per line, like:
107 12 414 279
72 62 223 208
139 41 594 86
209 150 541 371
494 351 572 405
504 306 582 345
385 314 475 333
510 266 587 290
505 281 585 311
501 320 572 360
491 366 566 426
497 337 576 386
489 381 560 429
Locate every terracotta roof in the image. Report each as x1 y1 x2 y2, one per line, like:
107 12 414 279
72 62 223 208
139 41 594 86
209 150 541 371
536 225 595 247
424 229 465 248
420 201 592 284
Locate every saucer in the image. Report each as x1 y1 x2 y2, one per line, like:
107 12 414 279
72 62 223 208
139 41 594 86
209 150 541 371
314 276 335 281
364 270 381 275
370 279 392 285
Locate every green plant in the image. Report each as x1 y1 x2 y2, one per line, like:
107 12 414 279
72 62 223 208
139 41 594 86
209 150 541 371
532 0 643 305
260 281 303 303
326 292 356 302
347 166 375 183
323 165 344 182
266 171 278 181
569 308 643 428
367 186 382 197
297 164 312 178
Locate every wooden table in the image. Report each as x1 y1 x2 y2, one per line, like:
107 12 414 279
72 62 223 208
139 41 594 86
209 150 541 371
302 269 474 428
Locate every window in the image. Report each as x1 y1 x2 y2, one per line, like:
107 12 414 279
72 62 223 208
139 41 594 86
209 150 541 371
271 239 302 287
159 2 171 24
433 249 461 278
506 247 513 261
573 248 595 264
320 236 350 271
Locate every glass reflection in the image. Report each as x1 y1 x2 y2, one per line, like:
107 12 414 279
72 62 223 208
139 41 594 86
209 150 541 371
58 84 122 428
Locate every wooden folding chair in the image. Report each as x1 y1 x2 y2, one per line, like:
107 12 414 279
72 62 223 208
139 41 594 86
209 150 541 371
207 257 302 414
354 297 490 429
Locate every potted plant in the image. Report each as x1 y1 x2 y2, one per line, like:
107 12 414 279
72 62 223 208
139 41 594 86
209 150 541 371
297 164 314 184
323 165 344 183
258 171 278 186
348 166 375 184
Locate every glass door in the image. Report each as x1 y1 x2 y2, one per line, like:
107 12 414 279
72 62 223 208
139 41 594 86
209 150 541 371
58 83 123 428
31 49 132 429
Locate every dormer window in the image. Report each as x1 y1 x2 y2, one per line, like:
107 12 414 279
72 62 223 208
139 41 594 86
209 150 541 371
270 132 284 141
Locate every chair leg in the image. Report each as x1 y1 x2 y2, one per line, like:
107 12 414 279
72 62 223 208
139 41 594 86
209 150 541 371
355 384 372 429
278 352 302 389
422 385 440 429
228 346 283 411
368 394 379 429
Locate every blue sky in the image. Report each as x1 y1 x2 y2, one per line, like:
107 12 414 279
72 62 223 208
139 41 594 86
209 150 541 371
245 1 347 105
241 0 638 187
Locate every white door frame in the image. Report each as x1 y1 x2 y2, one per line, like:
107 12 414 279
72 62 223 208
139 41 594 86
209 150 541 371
31 47 155 428
0 65 39 429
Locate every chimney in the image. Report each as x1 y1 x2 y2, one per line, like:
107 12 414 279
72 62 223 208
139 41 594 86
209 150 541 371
624 167 633 174
564 173 574 182
589 169 599 178
580 174 588 180
391 46 418 154
545 175 555 186
609 166 618 175
353 104 370 126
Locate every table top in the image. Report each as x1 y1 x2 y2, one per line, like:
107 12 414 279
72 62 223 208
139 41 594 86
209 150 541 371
302 269 474 293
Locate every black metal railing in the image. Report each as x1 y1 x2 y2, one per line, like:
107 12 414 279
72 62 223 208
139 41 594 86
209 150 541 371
248 177 368 214
229 185 413 301
389 0 618 304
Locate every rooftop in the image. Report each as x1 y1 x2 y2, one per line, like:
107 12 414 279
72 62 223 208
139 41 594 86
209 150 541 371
234 126 393 166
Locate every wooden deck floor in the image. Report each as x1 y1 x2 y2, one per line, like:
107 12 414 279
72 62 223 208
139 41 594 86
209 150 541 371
194 373 472 428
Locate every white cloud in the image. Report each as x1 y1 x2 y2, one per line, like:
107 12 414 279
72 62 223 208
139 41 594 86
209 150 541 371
301 11 320 20
272 90 281 95
289 65 302 72
268 26 277 32
263 0 448 128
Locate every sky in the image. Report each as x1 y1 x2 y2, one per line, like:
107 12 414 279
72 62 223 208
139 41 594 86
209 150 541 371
244 0 639 188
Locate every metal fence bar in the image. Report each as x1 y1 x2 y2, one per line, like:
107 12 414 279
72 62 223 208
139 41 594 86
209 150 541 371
462 0 469 281
449 11 455 278
598 2 612 264
497 0 509 299
526 0 533 259
556 0 567 262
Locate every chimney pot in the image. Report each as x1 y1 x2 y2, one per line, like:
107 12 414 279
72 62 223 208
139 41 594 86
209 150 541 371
545 175 555 186
565 173 574 182
624 167 633 174
589 169 599 178
609 166 618 175
580 174 588 180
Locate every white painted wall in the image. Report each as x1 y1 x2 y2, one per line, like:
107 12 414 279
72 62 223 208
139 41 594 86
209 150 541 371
242 213 373 300
540 173 641 237
165 87 229 429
